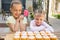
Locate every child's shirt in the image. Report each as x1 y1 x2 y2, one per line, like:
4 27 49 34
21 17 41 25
6 16 27 31
30 20 54 32
6 16 27 24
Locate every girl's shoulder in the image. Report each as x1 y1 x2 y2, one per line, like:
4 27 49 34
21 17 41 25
7 16 15 20
7 16 13 19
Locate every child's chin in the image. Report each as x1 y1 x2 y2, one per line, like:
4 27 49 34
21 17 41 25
15 16 18 17
36 24 41 26
15 16 18 18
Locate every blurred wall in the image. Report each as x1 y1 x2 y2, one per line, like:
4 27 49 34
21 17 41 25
26 0 33 9
0 0 1 12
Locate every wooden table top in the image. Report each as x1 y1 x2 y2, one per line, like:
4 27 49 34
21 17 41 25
4 33 14 40
4 32 60 40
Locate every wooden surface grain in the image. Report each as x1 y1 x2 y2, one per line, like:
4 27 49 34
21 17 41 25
4 32 60 40
4 33 14 40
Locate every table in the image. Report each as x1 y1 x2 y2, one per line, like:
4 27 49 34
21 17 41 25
4 32 60 40
5 33 14 40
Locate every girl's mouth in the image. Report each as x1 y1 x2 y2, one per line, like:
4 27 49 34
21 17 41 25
15 13 18 16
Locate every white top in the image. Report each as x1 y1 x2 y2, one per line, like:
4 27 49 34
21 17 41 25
6 16 27 24
14 33 20 36
30 20 54 32
14 31 21 36
21 31 27 36
36 35 42 38
28 31 33 34
50 35 57 38
28 36 35 39
14 35 20 38
15 31 21 34
6 16 27 31
21 36 27 38
34 31 40 34
43 36 49 38
28 31 34 36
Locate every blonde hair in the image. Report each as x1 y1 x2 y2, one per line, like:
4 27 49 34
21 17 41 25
34 11 45 17
10 0 22 8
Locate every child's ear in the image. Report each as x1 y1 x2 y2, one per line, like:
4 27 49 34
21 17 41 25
34 15 35 19
10 8 11 11
10 8 12 12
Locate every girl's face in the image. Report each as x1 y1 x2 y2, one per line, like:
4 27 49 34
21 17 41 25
10 4 22 18
34 15 44 26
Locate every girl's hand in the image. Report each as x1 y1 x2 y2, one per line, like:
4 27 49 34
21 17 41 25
19 15 24 21
16 18 20 22
16 15 24 22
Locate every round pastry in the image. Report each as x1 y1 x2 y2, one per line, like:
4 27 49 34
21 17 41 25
46 31 51 34
13 35 20 40
16 31 21 34
40 31 46 35
43 35 50 40
43 36 50 40
21 35 27 40
50 35 58 40
14 32 20 36
27 31 34 36
36 35 43 40
28 35 36 40
34 31 40 35
48 33 55 37
21 31 27 36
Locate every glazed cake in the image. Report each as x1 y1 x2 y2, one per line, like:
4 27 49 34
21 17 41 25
36 35 43 40
43 35 50 40
21 31 27 36
13 35 20 40
50 35 58 40
34 31 40 35
21 35 27 40
27 31 34 36
28 35 36 40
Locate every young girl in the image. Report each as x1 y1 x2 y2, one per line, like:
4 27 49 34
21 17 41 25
6 1 27 32
30 11 54 33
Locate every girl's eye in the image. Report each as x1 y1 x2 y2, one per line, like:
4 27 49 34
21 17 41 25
36 19 39 20
19 10 21 11
40 19 42 21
